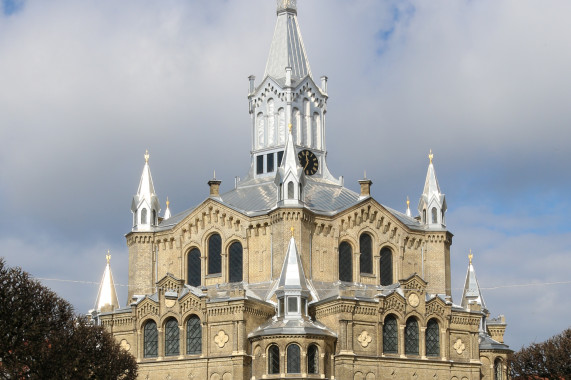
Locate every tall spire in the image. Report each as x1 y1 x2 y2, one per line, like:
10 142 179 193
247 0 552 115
265 0 312 83
275 125 305 204
461 252 489 332
418 150 447 228
94 251 120 313
131 150 161 231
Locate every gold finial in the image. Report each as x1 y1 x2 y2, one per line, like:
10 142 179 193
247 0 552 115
406 196 410 208
468 249 473 265
288 123 293 133
290 226 295 237
428 149 433 164
106 249 111 264
166 197 170 207
144 149 150 163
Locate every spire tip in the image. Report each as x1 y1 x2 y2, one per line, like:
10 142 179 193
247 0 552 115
428 149 433 165
144 149 149 164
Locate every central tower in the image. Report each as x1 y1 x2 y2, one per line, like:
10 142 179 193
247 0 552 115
248 0 334 181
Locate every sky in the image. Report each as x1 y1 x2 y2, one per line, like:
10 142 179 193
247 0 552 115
1 0 570 351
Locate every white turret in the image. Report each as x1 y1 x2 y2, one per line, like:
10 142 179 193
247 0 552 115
418 150 447 228
131 150 161 231
248 0 336 182
461 252 489 332
275 125 305 205
94 251 120 313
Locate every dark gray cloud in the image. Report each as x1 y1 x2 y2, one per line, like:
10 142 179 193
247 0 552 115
1 0 570 349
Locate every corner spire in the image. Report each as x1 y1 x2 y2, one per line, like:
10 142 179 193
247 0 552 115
131 150 161 231
461 251 487 311
277 235 309 292
163 197 171 220
275 125 305 204
418 150 447 228
94 251 120 313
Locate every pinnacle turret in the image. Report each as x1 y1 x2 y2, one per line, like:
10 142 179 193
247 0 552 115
131 150 161 231
275 125 305 204
461 252 489 332
418 150 447 228
94 252 120 313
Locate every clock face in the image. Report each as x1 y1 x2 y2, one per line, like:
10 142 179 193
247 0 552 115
298 149 319 175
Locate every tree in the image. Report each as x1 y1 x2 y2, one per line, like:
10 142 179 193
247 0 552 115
0 258 137 379
509 327 571 380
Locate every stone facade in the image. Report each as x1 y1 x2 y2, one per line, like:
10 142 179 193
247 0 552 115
96 1 511 379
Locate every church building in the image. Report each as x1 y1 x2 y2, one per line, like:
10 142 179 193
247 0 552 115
94 1 511 379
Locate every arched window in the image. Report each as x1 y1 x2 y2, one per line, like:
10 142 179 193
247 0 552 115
426 319 440 357
141 208 148 225
359 233 372 274
143 320 158 358
229 242 243 283
423 209 426 223
207 233 221 274
307 344 319 374
152 210 157 226
298 183 302 200
165 318 179 356
288 181 294 199
257 112 265 148
267 99 275 145
494 358 503 380
383 315 398 354
405 318 419 355
133 210 138 227
287 344 301 373
268 345 280 374
186 315 202 355
187 248 201 287
338 242 352 282
432 207 438 224
380 247 393 286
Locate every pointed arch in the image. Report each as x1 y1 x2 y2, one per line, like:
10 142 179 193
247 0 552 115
141 208 148 224
494 358 504 380
359 233 372 274
288 181 294 199
307 344 319 374
207 233 222 275
339 241 352 282
431 207 438 224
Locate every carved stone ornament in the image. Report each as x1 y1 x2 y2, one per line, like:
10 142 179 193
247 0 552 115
120 339 131 351
165 299 176 308
453 338 465 354
214 330 229 348
408 293 420 307
357 330 372 348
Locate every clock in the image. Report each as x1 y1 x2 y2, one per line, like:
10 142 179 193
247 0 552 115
298 149 319 175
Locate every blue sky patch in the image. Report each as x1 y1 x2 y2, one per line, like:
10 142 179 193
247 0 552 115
2 0 24 16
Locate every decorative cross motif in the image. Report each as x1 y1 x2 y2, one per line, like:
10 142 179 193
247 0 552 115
214 330 229 348
453 338 466 354
119 339 131 351
358 330 372 348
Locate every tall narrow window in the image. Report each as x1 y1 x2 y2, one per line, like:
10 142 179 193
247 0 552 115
267 99 275 145
380 247 393 286
141 208 148 224
307 344 319 374
143 320 158 358
208 233 222 274
256 155 264 174
494 358 503 380
268 345 280 374
423 209 426 223
257 112 265 148
359 233 372 274
133 210 138 227
426 319 440 357
339 242 352 282
267 153 275 173
405 318 419 355
432 207 438 224
165 318 179 356
277 151 284 167
186 315 202 355
187 248 201 287
383 315 398 354
152 210 157 226
287 344 301 373
229 242 243 283
288 181 294 199
278 108 285 144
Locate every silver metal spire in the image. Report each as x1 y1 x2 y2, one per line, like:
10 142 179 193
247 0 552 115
276 0 297 14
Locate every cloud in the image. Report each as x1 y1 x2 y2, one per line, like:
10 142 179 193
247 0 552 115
1 0 570 350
